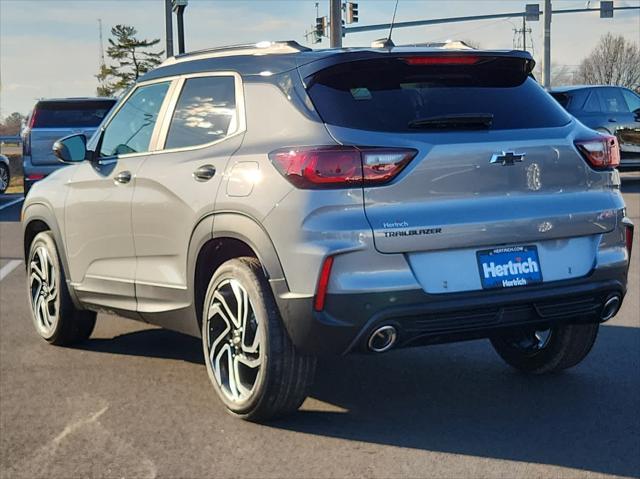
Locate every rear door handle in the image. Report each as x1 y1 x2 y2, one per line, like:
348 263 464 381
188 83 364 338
114 170 132 184
193 164 216 182
608 118 617 123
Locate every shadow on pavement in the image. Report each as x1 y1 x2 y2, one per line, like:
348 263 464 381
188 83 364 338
78 328 204 365
77 323 639 477
275 324 640 477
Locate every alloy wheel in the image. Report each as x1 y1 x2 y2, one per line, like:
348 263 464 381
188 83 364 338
0 166 8 192
29 246 59 337
205 279 262 403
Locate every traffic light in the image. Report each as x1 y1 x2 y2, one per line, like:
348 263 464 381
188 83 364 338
600 1 614 18
316 16 327 37
347 2 359 24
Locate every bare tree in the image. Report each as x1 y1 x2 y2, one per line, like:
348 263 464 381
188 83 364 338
576 33 640 88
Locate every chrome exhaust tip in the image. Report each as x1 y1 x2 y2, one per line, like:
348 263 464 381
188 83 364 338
367 325 398 353
601 294 622 322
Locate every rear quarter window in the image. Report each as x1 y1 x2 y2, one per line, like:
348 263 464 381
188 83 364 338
306 57 572 132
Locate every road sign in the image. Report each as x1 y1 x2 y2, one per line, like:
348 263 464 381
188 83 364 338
525 3 540 21
600 1 614 18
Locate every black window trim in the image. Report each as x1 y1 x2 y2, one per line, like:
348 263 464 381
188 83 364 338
93 77 178 162
154 71 246 155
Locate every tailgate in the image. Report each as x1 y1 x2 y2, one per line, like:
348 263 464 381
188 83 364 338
30 128 97 165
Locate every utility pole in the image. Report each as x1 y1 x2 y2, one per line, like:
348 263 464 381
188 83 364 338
164 0 174 58
97 18 105 66
542 0 552 87
329 0 342 48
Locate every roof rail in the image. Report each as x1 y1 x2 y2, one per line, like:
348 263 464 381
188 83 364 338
161 41 312 66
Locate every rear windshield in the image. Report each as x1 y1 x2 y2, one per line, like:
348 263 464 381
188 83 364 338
32 100 116 128
306 57 571 132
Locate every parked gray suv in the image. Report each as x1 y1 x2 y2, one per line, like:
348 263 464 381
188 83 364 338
22 97 116 194
22 42 634 420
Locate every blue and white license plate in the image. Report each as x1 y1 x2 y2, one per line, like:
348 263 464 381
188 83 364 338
476 245 543 289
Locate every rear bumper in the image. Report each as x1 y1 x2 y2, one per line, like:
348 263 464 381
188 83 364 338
273 267 627 356
22 158 62 194
619 152 640 171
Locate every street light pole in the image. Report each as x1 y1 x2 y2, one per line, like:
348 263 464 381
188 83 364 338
164 0 174 58
329 0 342 48
542 0 552 87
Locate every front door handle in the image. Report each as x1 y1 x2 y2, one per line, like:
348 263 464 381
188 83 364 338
114 170 132 184
193 164 216 182
608 118 617 123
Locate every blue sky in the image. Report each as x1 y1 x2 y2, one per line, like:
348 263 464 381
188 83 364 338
1 0 639 116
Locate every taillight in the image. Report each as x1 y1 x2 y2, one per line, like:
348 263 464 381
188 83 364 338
314 256 334 312
575 135 620 169
23 110 38 157
403 56 481 66
269 146 416 189
625 224 634 258
23 134 31 157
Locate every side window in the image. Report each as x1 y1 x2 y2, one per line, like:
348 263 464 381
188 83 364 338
164 76 237 150
583 91 602 113
99 81 170 157
621 89 640 113
597 88 629 113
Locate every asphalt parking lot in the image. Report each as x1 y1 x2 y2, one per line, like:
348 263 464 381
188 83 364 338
0 177 639 479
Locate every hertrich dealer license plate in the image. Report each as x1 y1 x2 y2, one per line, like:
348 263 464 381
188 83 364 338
476 245 543 289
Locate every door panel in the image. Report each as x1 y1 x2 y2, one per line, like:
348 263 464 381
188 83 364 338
131 73 245 322
64 80 173 311
132 134 244 314
64 157 146 310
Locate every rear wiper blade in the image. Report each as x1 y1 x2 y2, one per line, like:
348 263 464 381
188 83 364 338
408 113 494 130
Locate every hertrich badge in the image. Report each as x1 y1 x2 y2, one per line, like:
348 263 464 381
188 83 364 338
490 151 526 166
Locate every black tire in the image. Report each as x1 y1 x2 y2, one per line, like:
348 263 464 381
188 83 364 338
491 322 599 374
27 231 96 345
201 257 316 421
0 163 9 194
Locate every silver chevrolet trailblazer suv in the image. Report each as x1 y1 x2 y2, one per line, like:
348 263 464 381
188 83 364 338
22 42 634 420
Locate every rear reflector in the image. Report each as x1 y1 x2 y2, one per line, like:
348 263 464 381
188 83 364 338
403 56 481 66
26 174 46 181
575 135 620 169
269 146 417 189
625 224 634 258
314 256 334 312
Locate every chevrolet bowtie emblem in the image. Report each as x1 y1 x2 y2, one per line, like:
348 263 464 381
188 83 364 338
490 151 526 166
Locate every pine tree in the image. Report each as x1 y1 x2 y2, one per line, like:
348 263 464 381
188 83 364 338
96 25 164 97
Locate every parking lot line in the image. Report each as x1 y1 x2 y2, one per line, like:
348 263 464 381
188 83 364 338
0 197 24 211
0 259 22 281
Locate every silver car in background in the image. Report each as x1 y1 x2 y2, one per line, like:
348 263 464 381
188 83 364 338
21 97 116 194
22 42 634 421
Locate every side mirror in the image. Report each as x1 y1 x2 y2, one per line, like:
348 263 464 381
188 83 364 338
53 134 87 164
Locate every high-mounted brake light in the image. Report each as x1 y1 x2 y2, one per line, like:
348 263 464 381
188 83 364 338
575 135 620 169
403 56 481 66
269 146 417 189
314 256 334 312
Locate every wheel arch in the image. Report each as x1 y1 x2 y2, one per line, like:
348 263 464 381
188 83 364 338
22 202 82 308
190 212 286 330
